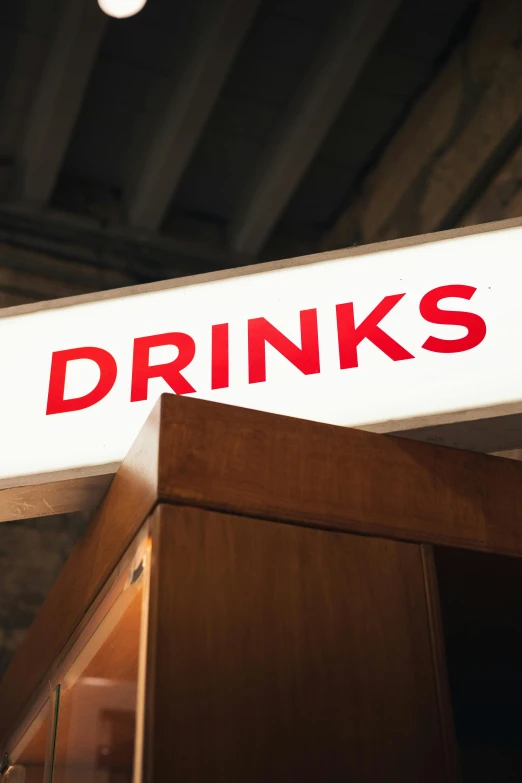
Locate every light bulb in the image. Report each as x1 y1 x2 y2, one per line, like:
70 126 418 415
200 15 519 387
97 0 148 18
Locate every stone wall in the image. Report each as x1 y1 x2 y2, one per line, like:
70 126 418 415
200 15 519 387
0 512 91 679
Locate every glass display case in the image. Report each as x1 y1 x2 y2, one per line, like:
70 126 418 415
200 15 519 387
4 698 55 783
3 529 150 783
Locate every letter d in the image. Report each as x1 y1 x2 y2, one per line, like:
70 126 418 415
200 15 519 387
46 347 117 415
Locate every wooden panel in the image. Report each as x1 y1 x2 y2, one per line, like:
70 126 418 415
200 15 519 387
146 504 454 782
155 395 522 556
322 0 522 249
0 465 115 524
3 391 522 756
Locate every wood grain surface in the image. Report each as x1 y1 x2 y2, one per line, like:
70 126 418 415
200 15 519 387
146 504 453 782
0 468 114 524
3 393 522 771
155 395 522 556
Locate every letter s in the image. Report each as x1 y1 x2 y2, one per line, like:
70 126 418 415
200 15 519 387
420 284 486 354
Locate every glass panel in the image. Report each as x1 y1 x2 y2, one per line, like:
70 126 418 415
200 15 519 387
6 697 54 783
51 533 150 783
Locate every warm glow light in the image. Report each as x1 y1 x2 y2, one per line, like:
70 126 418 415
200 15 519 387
97 0 148 18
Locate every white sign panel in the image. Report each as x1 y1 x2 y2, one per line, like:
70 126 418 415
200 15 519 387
0 223 520 482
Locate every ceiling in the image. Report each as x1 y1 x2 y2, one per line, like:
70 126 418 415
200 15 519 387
1 0 517 690
0 0 478 299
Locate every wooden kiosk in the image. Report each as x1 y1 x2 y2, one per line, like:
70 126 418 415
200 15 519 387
1 393 522 782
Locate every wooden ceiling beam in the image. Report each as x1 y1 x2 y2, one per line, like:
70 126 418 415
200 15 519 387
229 0 402 257
126 0 260 231
15 0 107 206
0 0 50 166
457 142 522 228
322 0 522 250
0 204 237 283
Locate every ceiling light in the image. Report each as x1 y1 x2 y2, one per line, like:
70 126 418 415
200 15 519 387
97 0 148 18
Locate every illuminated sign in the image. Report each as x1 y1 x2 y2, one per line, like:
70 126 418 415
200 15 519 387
0 222 519 482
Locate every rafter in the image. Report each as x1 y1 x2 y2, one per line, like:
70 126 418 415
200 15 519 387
0 204 238 287
15 0 107 206
229 0 402 257
126 0 260 231
322 0 522 250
